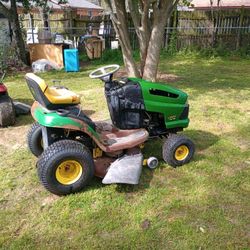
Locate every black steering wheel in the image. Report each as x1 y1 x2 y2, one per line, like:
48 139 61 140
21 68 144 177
89 65 120 79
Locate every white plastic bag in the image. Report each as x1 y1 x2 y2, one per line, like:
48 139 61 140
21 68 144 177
32 59 60 73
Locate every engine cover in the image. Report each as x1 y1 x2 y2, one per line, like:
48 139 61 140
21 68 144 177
105 80 145 129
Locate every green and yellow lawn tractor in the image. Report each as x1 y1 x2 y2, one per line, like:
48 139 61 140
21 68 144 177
26 65 195 195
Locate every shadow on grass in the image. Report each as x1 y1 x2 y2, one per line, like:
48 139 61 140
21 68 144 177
115 169 154 194
143 129 219 160
79 162 154 194
184 129 220 163
80 169 154 195
184 129 219 151
14 115 33 127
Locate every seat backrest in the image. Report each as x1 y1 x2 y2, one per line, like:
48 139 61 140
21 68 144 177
25 73 51 108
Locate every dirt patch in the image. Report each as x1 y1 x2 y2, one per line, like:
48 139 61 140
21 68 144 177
157 73 181 83
13 219 27 236
115 69 181 83
141 219 151 230
41 195 59 208
223 162 249 177
0 125 29 153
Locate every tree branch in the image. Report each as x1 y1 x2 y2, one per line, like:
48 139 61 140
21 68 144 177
104 0 119 24
127 0 141 38
108 0 140 77
127 0 140 28
141 1 150 29
168 0 180 15
104 0 114 13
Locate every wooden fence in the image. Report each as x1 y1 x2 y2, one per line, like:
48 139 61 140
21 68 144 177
174 8 250 50
20 11 102 36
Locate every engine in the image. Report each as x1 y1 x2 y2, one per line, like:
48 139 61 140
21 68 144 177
104 75 189 136
105 79 145 129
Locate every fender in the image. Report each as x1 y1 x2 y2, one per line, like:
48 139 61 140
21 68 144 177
31 101 100 140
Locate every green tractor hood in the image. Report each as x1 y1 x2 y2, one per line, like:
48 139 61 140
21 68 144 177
129 78 189 129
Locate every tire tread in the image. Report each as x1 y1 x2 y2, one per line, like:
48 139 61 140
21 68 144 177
37 139 94 195
27 122 43 157
162 134 195 167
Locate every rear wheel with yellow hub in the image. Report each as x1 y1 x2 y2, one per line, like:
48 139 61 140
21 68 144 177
37 139 94 195
162 134 195 167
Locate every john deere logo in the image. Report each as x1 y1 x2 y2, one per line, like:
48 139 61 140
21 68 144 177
168 115 176 120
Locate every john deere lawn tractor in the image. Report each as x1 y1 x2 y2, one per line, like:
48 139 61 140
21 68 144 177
26 65 195 195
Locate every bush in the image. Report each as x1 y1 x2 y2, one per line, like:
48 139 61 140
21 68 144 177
0 44 24 74
161 44 250 60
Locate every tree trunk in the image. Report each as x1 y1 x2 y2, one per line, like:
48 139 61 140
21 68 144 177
105 0 179 82
143 3 172 81
137 14 151 75
0 2 12 20
0 0 28 65
143 26 164 81
105 0 140 78
127 0 150 75
114 21 140 78
40 0 49 30
42 12 49 29
11 11 29 65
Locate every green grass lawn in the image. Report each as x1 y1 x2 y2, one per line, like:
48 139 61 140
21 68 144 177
0 53 250 249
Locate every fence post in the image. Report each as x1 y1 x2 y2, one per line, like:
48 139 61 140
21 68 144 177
69 10 74 37
28 13 34 43
8 20 12 43
173 9 179 50
164 17 171 49
236 7 244 50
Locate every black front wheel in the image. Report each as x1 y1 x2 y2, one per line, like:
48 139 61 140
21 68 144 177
162 134 195 167
37 140 95 195
27 122 43 157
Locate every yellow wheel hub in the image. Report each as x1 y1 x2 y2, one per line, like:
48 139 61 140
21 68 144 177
55 160 83 185
174 145 189 161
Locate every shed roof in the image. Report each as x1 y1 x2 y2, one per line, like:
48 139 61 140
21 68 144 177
190 0 250 9
50 0 102 10
0 0 103 10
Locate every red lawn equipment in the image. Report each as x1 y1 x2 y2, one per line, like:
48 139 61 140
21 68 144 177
0 72 15 127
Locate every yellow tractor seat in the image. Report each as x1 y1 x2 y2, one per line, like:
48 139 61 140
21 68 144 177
25 73 80 109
